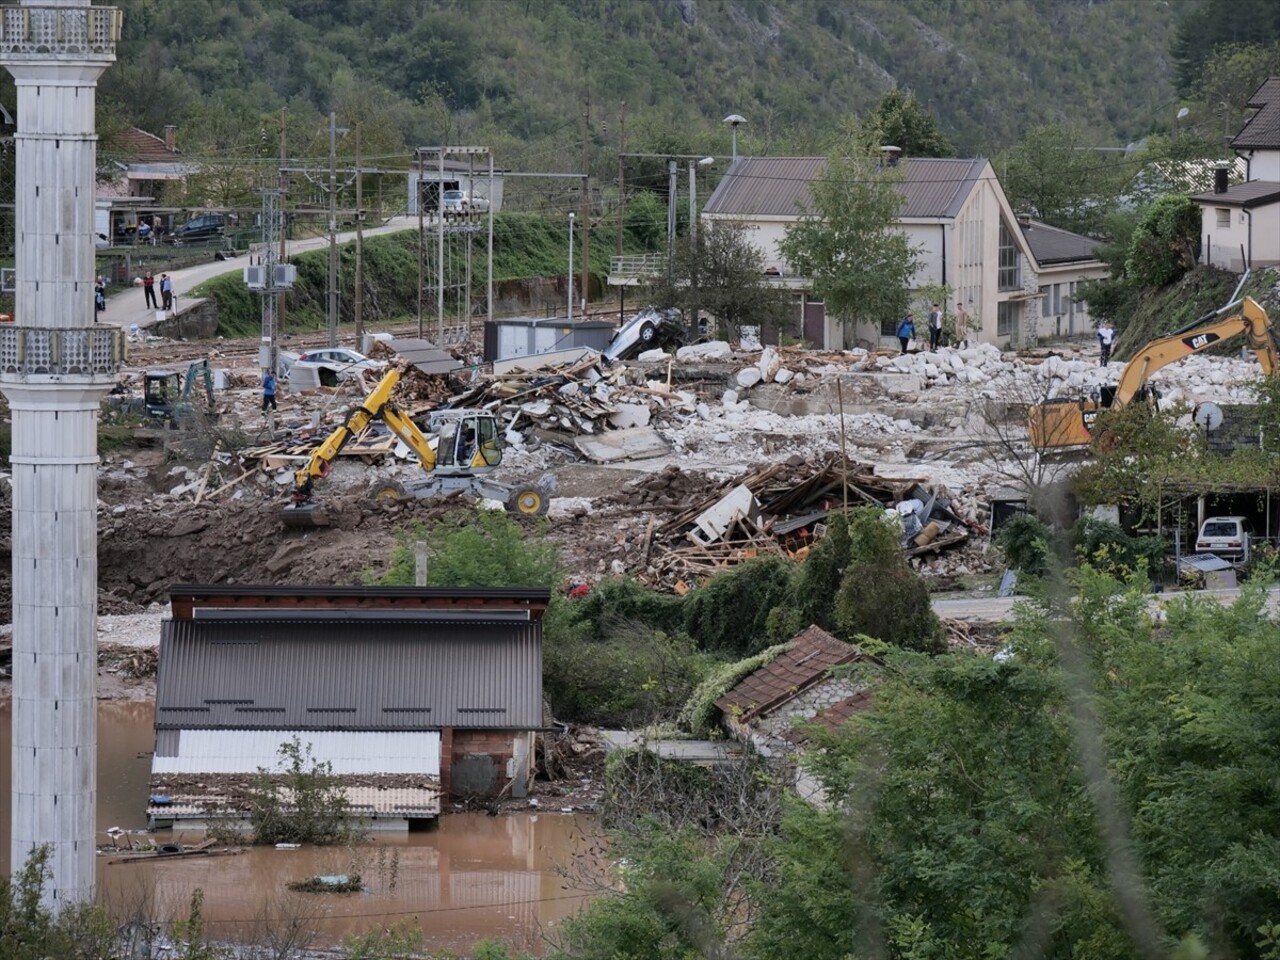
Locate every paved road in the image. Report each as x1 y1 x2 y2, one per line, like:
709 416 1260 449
932 584 1280 622
96 216 418 331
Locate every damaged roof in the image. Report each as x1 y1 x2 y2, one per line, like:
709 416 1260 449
715 625 864 724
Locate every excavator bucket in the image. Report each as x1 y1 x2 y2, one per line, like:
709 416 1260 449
281 503 331 528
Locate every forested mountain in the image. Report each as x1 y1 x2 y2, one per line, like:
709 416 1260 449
93 0 1195 169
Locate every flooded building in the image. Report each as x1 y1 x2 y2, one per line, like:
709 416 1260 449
147 584 549 831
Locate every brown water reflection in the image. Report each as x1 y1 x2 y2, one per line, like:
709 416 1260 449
1 702 605 954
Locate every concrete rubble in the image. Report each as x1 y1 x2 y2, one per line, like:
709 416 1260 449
1 327 1274 654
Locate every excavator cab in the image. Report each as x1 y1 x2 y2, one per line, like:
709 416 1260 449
434 411 503 470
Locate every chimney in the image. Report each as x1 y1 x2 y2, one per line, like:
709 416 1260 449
1016 214 1032 229
1214 165 1230 194
879 145 902 168
164 124 177 152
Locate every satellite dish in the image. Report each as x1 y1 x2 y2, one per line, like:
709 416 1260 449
1194 401 1223 432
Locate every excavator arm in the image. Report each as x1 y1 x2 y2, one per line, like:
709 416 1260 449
1113 296 1277 407
291 369 422 502
1030 297 1276 450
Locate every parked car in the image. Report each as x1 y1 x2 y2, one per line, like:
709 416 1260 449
1195 515 1253 563
285 347 387 384
603 307 686 362
440 189 489 216
168 214 226 245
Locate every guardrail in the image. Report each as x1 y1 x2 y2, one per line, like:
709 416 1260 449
0 325 125 376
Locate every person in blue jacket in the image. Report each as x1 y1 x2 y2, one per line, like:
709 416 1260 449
896 314 916 354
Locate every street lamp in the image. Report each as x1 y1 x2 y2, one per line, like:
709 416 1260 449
723 114 746 161
689 156 714 241
567 211 575 321
1175 106 1189 140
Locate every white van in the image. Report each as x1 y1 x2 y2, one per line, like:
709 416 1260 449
1195 516 1253 563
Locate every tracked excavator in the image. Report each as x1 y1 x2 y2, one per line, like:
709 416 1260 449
282 369 553 527
1028 296 1279 450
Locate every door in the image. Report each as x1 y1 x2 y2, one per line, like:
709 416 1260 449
803 299 825 348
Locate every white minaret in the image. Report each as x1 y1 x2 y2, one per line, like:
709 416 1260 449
0 1 123 907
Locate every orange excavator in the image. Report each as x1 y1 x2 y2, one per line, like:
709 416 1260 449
1029 296 1279 450
282 369 552 526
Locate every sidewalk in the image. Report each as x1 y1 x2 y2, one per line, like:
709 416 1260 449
96 216 417 331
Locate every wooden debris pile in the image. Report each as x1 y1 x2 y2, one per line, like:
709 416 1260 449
643 455 977 589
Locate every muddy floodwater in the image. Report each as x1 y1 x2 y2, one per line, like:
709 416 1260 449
0 701 604 954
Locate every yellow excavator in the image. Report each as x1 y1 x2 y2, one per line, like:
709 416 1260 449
282 369 553 526
1029 296 1279 450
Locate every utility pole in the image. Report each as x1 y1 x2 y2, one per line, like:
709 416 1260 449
667 159 677 256
326 111 348 348
278 107 288 339
417 149 425 339
616 101 626 258
354 125 364 349
580 97 591 317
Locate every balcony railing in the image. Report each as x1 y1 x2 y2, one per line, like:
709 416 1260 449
0 325 124 376
609 253 667 279
0 4 122 57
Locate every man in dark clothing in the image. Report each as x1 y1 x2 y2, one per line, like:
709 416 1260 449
262 370 278 412
928 303 943 351
142 272 157 310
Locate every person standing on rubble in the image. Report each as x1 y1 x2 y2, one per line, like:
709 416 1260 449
1097 319 1115 367
262 369 278 413
928 303 944 351
896 313 915 354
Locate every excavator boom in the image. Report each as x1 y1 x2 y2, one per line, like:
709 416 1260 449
1029 296 1277 450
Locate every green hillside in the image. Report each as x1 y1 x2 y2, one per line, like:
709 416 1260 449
93 0 1194 167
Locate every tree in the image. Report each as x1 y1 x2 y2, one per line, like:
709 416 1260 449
1193 40 1280 142
1172 0 1280 95
999 124 1124 236
778 123 919 335
1123 195 1200 289
864 88 953 158
646 219 792 341
833 508 944 653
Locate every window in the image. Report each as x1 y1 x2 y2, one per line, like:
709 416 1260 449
1216 207 1231 228
1068 282 1078 317
998 221 1020 291
881 317 898 337
997 300 1017 337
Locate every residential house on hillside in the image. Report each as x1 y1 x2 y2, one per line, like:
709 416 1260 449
699 152 1106 349
1193 78 1280 272
97 125 192 238
1020 219 1109 339
147 584 548 831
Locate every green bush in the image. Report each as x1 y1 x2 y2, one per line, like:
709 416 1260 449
682 554 795 655
566 576 685 641
677 643 792 737
545 624 713 727
994 513 1052 577
835 561 945 653
1124 195 1200 289
246 737 365 846
1071 516 1167 580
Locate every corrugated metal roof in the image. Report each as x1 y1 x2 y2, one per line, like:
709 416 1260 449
1233 78 1280 150
702 156 988 220
152 729 441 775
157 618 542 730
168 583 550 620
1019 220 1103 266
716 626 862 722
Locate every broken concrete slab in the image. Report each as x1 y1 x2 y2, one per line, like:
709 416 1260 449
574 426 670 463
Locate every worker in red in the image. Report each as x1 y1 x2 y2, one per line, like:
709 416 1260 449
566 578 590 600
